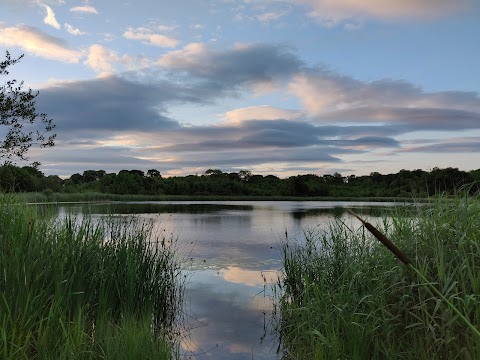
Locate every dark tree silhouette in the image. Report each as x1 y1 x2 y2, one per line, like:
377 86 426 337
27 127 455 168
1 52 56 166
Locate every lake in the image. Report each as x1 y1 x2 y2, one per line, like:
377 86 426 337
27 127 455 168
54 200 402 359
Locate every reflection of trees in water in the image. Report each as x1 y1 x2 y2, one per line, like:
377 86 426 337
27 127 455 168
290 206 397 220
189 213 252 226
55 203 254 215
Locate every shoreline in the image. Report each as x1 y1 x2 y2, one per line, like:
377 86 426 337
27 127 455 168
9 192 426 204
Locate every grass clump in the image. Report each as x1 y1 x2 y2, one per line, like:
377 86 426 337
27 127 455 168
0 196 184 359
275 192 480 359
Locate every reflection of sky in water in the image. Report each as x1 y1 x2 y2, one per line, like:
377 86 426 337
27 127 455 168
182 270 279 360
50 201 403 359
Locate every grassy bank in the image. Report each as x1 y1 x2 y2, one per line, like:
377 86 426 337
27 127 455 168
275 192 480 359
0 196 184 359
15 191 417 204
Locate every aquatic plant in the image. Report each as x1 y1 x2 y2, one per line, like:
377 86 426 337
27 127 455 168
275 192 480 359
0 196 184 359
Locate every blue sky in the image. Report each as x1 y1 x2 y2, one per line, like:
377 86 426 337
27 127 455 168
1 0 479 178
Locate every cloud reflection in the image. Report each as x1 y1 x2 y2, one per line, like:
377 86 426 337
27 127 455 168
221 266 278 287
182 270 279 360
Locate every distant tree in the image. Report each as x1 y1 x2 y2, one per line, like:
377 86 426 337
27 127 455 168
99 173 116 192
112 170 145 194
1 52 56 165
43 175 62 192
238 170 252 182
70 173 83 184
332 172 345 184
346 174 356 184
227 172 240 182
82 170 94 182
147 169 161 178
370 171 382 185
204 169 224 177
287 176 309 196
130 170 145 177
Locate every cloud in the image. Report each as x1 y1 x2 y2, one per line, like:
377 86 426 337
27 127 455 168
325 107 480 132
84 44 119 73
0 25 83 62
399 138 480 153
1 0 64 7
221 267 277 286
287 68 480 134
31 145 165 176
157 25 176 32
84 44 150 73
36 75 181 136
285 0 472 26
32 73 379 175
64 23 85 35
23 41 480 176
182 280 276 358
256 10 288 22
223 105 302 124
289 70 427 114
326 136 400 149
158 43 302 94
123 27 179 48
42 4 60 29
70 5 98 14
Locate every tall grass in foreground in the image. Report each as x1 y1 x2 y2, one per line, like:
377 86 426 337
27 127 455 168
0 196 184 359
275 192 480 359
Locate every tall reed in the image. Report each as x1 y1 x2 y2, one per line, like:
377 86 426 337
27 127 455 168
275 191 480 359
0 195 184 359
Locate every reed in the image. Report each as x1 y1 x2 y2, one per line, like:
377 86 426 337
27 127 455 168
0 195 184 359
275 191 480 359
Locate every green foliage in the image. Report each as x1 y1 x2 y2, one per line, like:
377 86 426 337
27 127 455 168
1 52 56 165
275 192 480 359
0 197 184 359
0 163 478 198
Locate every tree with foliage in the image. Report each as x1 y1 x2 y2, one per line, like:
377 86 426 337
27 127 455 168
1 52 55 166
147 169 161 178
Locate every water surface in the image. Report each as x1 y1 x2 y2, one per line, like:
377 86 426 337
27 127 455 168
56 200 402 359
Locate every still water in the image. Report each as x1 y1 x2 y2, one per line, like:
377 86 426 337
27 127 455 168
56 200 401 359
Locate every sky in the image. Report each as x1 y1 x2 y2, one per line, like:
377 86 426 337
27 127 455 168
1 0 480 178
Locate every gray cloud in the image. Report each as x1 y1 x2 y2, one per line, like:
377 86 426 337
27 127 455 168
292 68 480 117
37 76 184 135
324 107 480 132
148 119 399 153
32 146 164 176
36 43 480 139
326 136 400 148
25 42 480 176
158 43 303 92
400 139 480 153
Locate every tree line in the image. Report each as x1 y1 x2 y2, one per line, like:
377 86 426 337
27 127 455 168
1 53 478 199
0 165 478 198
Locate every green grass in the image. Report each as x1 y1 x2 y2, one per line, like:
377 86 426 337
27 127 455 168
0 195 184 359
275 191 480 359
